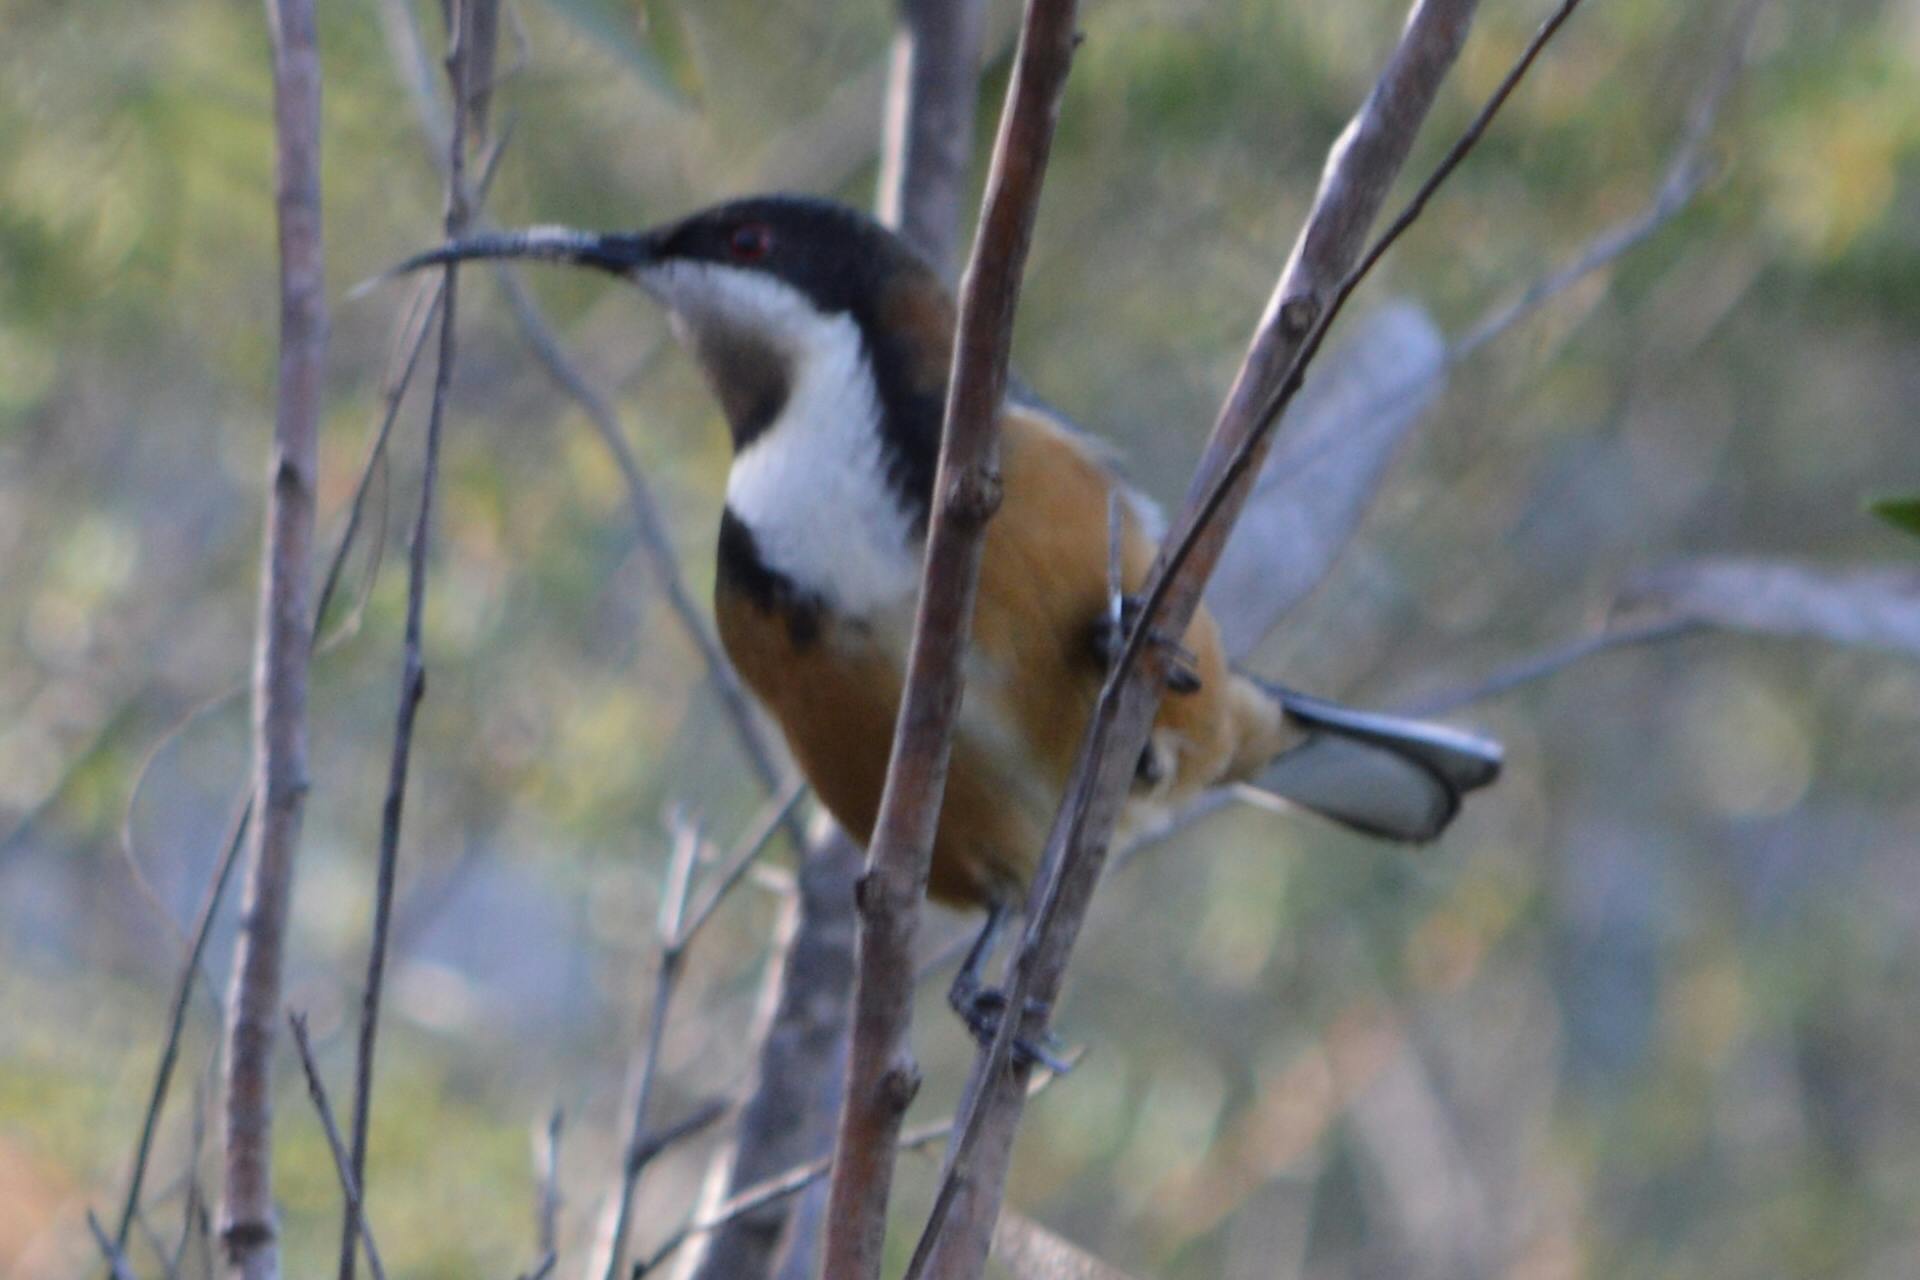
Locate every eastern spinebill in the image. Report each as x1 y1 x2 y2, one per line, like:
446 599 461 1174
373 194 1502 1060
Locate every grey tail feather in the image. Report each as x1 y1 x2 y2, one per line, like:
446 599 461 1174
1243 677 1503 844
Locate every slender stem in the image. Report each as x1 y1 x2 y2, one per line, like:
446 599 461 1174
639 1064 1069 1279
1405 619 1703 716
679 778 808 945
338 6 488 1277
88 1210 140 1280
290 1014 391 1280
689 7 991 1271
108 800 249 1270
587 815 703 1280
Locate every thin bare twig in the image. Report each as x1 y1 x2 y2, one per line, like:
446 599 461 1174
374 0 800 827
491 273 799 819
686 825 862 1280
679 778 808 945
88 1209 141 1280
822 0 1083 1274
218 0 325 1271
1405 618 1702 716
107 136 523 1268
640 1060 1073 1279
1453 0 1761 362
109 799 248 1271
912 4 1605 1275
167 1082 210 1280
587 814 704 1280
290 1013 391 1280
339 5 490 1277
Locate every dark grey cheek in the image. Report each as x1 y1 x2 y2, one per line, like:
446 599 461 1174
690 322 793 450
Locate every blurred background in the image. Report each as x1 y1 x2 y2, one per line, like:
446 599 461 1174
4 0 1920 1275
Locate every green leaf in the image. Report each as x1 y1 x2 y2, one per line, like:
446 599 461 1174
1869 494 1920 542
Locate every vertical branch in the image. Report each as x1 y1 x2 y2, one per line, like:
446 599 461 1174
913 5 1604 1276
337 4 493 1278
217 0 324 1273
685 5 988 1273
878 0 989 275
683 827 862 1280
820 0 1082 1275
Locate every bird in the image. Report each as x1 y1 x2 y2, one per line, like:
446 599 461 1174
376 193 1502 1059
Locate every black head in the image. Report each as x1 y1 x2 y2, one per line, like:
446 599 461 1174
371 193 942 326
371 193 957 519
642 194 939 319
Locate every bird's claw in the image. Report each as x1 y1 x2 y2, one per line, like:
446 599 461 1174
1092 595 1202 694
955 988 1076 1076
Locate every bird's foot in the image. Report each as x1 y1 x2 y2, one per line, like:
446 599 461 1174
951 987 1076 1076
1091 595 1202 694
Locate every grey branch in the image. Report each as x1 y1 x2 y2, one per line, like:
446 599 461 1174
822 0 1084 1275
218 0 325 1272
878 0 989 275
682 825 862 1280
687 7 991 1271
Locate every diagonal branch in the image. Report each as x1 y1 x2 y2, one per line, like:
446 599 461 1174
820 0 1084 1274
290 1013 391 1280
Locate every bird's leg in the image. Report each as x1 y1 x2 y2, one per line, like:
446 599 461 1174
1090 595 1202 694
946 900 1074 1075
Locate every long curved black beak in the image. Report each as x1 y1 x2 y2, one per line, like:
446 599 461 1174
349 225 659 298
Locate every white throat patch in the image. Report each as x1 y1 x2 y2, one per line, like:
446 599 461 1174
644 260 922 620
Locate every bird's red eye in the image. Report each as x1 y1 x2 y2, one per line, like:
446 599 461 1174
728 223 772 262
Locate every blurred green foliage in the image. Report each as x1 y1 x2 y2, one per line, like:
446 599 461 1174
1869 494 1920 540
5 0 1920 1277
